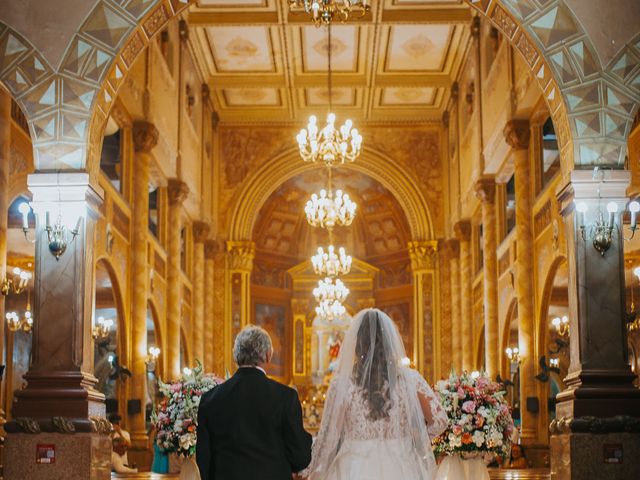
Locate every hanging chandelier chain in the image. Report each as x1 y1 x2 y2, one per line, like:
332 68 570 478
328 22 332 113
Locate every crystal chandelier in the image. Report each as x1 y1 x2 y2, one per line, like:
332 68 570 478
315 299 347 322
305 188 356 229
297 113 362 166
311 245 352 277
313 277 349 304
288 0 371 26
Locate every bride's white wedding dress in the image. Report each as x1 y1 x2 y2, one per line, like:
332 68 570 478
302 309 448 480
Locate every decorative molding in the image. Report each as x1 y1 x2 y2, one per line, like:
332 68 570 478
474 177 496 204
504 119 530 150
132 121 159 153
227 240 256 272
408 240 438 272
454 220 472 242
193 221 211 244
550 415 640 435
167 178 189 205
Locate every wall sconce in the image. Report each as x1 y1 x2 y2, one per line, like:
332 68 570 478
470 370 480 379
45 211 82 260
552 315 570 337
92 316 114 341
505 346 522 365
1 267 32 296
549 357 560 368
146 346 161 371
182 367 193 376
575 199 639 257
5 308 33 333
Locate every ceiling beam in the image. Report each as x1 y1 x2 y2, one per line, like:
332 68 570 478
208 73 451 88
188 7 471 26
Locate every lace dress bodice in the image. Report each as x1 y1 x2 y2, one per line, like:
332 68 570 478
342 368 447 441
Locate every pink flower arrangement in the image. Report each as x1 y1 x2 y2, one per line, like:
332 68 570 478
152 362 220 457
432 371 514 461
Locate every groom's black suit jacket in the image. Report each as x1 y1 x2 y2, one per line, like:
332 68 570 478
196 367 312 480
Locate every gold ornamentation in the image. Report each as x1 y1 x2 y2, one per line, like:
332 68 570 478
491 4 517 39
89 416 113 435
408 240 438 271
132 121 159 153
143 3 169 38
514 31 538 67
15 417 40 434
227 241 256 271
52 416 76 434
121 31 145 68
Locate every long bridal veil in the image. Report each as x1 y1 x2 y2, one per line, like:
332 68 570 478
305 308 438 479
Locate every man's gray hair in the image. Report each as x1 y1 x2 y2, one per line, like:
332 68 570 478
233 325 273 366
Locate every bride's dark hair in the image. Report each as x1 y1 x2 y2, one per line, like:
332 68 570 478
352 310 392 421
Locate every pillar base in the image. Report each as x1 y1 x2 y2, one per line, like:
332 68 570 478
12 371 105 418
4 431 111 480
550 429 640 480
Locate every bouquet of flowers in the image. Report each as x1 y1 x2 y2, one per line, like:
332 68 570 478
432 371 514 461
152 362 219 457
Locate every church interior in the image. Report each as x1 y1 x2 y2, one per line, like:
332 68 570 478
0 0 639 478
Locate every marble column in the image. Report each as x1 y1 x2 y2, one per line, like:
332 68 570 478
454 220 473 371
505 120 538 444
191 221 209 365
212 246 225 375
475 178 499 377
408 240 438 380
204 240 218 373
225 240 255 370
166 179 189 379
5 172 111 480
129 121 158 445
551 170 640 479
0 89 10 397
448 238 462 373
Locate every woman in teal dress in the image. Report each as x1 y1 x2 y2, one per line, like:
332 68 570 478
149 426 169 473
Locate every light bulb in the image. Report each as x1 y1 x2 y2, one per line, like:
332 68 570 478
18 202 30 215
606 201 618 213
630 201 640 213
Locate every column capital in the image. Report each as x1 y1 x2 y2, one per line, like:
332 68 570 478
132 121 159 153
227 240 256 271
408 240 438 271
474 177 496 204
167 178 189 205
453 219 472 242
445 238 460 257
193 221 210 243
205 239 222 259
291 297 311 316
503 119 531 150
557 169 631 216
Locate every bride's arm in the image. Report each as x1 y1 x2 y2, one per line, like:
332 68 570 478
414 374 448 438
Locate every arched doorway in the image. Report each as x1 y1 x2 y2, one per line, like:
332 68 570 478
146 301 162 428
537 257 569 437
93 258 126 417
3 195 35 418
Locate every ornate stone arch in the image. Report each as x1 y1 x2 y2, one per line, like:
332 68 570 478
536 254 568 362
228 146 435 243
463 0 640 168
94 256 128 364
147 298 164 377
500 298 518 378
0 1 193 174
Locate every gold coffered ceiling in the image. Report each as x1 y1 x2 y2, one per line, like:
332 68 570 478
190 0 471 123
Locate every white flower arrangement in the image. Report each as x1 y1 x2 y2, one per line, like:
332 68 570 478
152 361 220 457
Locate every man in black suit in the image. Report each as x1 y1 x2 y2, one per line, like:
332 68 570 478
196 325 312 480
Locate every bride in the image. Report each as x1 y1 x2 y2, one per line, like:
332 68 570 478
301 308 448 480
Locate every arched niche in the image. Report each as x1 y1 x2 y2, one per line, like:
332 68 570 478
536 256 569 435
93 258 126 416
145 301 162 426
3 194 36 417
500 299 520 424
